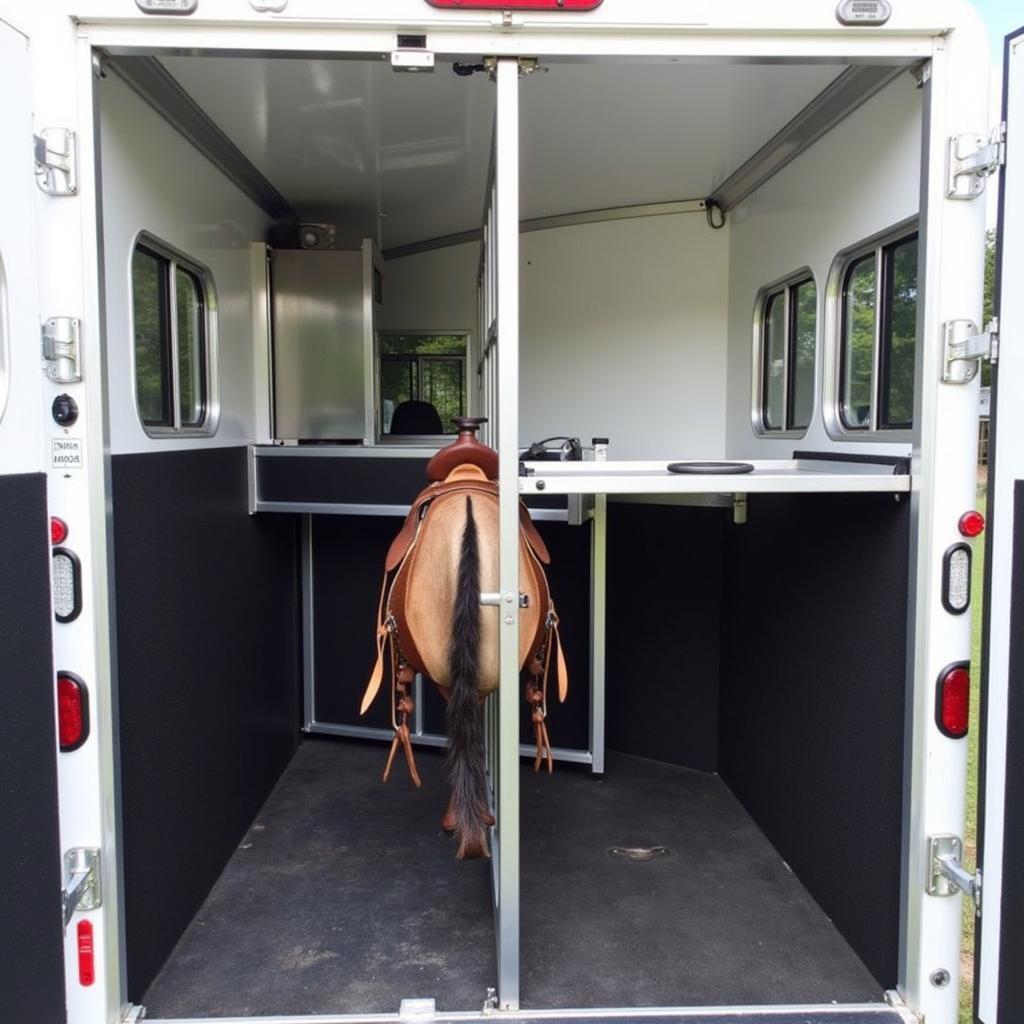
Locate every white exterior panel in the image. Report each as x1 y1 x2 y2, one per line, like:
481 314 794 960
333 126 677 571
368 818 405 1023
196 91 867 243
99 73 271 455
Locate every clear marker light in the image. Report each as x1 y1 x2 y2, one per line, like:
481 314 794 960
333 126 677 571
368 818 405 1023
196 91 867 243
52 547 82 622
943 544 972 614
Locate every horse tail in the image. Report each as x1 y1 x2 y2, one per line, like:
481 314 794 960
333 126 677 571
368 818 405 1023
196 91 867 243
445 495 490 859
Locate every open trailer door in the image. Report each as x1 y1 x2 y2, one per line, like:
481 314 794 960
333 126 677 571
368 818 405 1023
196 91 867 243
976 23 1024 1024
0 12 67 1024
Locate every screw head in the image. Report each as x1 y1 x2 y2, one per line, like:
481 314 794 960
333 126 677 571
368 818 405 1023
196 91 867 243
930 969 951 988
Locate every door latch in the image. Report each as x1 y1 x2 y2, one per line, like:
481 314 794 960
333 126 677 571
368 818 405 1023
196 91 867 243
947 125 1005 199
942 318 997 384
42 318 83 384
62 848 101 929
927 835 981 915
34 129 78 196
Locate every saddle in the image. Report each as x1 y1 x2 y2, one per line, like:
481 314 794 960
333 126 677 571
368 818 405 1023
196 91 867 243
360 418 568 787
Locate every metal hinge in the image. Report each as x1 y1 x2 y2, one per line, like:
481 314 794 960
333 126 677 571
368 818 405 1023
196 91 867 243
62 848 101 929
399 999 436 1023
942 318 997 383
42 317 83 384
947 125 1006 199
34 128 78 196
927 835 981 915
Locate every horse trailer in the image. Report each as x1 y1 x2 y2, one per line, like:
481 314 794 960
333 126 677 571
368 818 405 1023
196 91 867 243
1 2 1021 1023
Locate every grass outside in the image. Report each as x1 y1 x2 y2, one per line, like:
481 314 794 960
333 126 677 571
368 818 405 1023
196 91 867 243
959 476 986 1024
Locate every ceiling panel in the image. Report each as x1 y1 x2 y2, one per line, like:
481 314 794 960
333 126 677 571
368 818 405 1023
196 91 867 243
519 61 845 220
158 56 844 249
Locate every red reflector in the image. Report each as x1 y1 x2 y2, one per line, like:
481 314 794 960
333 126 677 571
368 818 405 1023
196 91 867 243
57 673 89 752
936 663 970 739
958 510 985 537
426 0 602 8
51 517 69 545
77 920 95 986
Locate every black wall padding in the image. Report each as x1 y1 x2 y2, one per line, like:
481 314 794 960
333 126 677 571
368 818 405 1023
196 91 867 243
519 521 592 753
605 503 724 772
0 474 65 1024
312 515 422 732
719 492 909 988
258 453 428 505
992 480 1024 1019
112 447 300 1001
312 515 593 751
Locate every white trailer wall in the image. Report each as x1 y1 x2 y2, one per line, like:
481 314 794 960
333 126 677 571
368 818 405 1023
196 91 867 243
99 73 271 455
521 214 730 458
725 73 923 459
383 214 730 458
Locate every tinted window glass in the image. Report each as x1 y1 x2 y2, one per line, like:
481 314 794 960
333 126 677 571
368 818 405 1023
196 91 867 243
841 253 876 429
790 279 817 430
763 292 786 430
175 267 206 427
132 247 171 426
880 236 918 428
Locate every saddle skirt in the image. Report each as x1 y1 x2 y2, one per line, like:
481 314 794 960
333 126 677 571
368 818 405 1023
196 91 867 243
360 462 567 713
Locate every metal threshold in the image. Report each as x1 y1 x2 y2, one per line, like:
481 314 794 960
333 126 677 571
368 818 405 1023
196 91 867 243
142 1002 915 1024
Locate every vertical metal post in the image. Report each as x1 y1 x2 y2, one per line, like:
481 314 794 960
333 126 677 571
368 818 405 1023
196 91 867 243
589 442 608 775
897 27 989 1024
302 515 316 729
494 55 520 1012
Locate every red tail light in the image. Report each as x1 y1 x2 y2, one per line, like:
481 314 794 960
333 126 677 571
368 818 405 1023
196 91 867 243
935 662 970 739
50 517 69 545
958 510 985 537
77 921 95 986
57 673 90 752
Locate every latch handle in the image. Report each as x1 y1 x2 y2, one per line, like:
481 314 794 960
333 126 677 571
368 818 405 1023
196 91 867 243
62 848 101 930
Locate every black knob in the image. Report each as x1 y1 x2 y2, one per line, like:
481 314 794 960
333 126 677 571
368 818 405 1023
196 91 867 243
52 394 78 427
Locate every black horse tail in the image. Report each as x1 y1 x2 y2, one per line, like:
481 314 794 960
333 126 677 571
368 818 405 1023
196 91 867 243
445 495 490 859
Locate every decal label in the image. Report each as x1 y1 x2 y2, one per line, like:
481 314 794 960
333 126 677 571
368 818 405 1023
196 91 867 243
51 438 83 470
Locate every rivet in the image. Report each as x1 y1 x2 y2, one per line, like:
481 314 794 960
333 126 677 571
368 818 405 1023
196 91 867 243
504 615 514 625
930 969 951 988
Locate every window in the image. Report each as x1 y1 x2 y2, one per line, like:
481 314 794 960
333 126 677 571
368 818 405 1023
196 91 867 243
378 333 468 437
754 272 817 434
837 230 918 432
131 237 216 434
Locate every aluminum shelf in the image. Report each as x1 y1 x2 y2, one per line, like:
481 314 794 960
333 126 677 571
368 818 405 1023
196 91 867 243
519 458 911 497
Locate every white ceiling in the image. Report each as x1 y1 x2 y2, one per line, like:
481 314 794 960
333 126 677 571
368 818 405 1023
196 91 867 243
158 56 844 250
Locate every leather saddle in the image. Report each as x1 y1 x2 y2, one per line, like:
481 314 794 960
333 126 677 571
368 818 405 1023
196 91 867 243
360 418 567 785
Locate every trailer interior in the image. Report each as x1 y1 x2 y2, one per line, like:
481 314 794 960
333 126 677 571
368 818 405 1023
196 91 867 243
96 48 923 1019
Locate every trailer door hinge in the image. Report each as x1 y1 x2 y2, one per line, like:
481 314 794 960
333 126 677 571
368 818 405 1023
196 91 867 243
928 835 981 915
62 848 101 930
947 125 1005 199
34 128 78 196
42 317 83 384
942 318 997 383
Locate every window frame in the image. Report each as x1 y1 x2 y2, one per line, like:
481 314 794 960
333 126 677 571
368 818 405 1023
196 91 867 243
824 219 918 441
751 267 817 438
375 330 472 443
129 232 219 438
